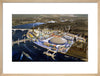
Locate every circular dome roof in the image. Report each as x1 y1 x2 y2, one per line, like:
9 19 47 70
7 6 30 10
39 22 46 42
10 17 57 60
49 37 67 44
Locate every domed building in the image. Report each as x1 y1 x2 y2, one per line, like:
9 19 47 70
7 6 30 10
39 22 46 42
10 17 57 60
49 37 67 45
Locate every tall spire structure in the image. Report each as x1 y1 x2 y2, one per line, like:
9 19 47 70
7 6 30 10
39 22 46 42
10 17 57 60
68 26 71 33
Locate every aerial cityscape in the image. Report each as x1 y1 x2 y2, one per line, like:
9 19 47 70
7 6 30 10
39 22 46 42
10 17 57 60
12 14 88 62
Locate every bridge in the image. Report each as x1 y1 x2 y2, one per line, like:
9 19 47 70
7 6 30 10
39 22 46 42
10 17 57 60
12 29 32 31
12 38 32 46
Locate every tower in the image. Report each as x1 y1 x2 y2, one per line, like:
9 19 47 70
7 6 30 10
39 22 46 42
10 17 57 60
68 26 71 33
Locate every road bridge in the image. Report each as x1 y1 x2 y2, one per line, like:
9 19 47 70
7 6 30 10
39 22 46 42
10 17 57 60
12 38 32 46
12 29 32 31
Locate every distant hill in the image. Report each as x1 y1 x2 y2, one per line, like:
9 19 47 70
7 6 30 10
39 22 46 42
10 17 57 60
74 14 88 18
12 14 88 18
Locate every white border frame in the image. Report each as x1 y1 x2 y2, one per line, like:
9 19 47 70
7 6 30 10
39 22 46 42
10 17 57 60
3 3 97 74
